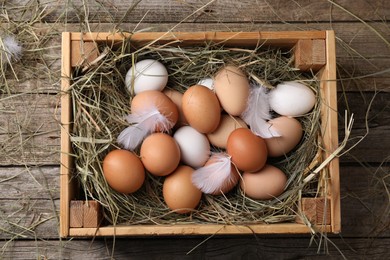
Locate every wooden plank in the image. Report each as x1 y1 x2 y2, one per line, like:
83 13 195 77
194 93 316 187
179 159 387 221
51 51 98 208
0 166 59 200
60 32 73 238
340 165 390 238
0 93 60 166
337 91 390 163
1 237 390 259
321 30 340 233
4 0 389 23
0 199 59 239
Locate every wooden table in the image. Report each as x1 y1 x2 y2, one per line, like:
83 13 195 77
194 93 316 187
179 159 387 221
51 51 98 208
1 1 389 259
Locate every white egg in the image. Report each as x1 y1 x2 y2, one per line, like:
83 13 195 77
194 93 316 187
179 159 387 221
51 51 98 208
269 81 316 117
125 59 168 95
173 126 210 168
197 77 214 90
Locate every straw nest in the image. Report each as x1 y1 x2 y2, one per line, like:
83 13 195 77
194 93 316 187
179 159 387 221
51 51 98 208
69 35 323 226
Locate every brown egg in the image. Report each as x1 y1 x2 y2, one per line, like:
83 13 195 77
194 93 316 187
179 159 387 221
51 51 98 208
182 85 221 134
140 133 180 176
240 164 287 200
163 89 188 127
214 66 250 116
207 114 248 148
163 165 202 214
227 128 268 172
265 116 303 157
102 149 145 194
204 155 240 195
131 90 179 131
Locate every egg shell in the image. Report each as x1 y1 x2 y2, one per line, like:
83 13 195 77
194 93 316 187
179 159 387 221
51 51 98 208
182 85 221 134
140 133 180 176
265 116 303 157
131 90 179 131
204 155 240 195
227 128 268 172
163 89 188 127
214 66 250 116
163 165 202 214
269 81 316 117
173 126 210 168
125 59 168 95
207 114 248 148
197 77 214 90
102 149 145 194
240 164 287 200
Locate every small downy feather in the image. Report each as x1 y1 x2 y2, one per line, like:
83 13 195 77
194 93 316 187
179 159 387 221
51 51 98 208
117 105 174 150
192 153 236 194
0 34 22 66
241 83 281 138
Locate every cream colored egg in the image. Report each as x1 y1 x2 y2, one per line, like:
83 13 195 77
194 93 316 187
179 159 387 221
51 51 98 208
214 66 249 116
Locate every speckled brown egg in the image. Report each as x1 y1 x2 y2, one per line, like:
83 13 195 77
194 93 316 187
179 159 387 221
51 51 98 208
240 164 287 200
265 116 303 157
140 133 180 176
182 85 221 134
227 128 268 172
163 165 202 214
102 149 145 194
131 90 179 131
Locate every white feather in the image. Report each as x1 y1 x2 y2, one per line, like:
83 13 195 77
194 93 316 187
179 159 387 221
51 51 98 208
117 106 174 150
0 35 22 65
241 84 281 138
192 153 236 194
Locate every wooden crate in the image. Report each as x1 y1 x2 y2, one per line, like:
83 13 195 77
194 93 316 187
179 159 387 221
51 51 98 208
60 31 339 237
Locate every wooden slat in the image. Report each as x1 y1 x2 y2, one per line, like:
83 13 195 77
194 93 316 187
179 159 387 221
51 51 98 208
322 30 341 233
68 224 330 237
4 0 390 23
0 199 59 239
1 237 390 259
60 32 72 238
69 31 326 48
0 93 60 165
0 166 59 199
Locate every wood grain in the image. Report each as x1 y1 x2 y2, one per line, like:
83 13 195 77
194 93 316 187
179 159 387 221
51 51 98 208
4 0 389 23
1 0 389 257
1 237 390 259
